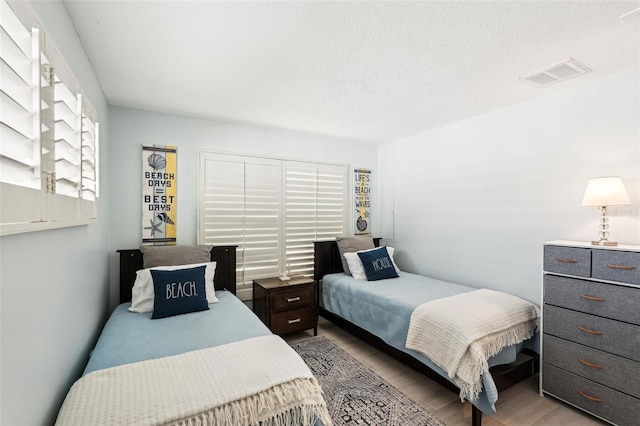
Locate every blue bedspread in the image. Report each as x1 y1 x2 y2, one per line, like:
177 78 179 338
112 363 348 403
322 271 539 415
84 290 271 375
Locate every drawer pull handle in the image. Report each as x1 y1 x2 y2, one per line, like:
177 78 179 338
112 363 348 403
578 326 603 336
555 257 578 264
288 318 301 324
287 296 301 303
577 390 603 403
578 358 604 369
580 294 605 302
606 263 636 271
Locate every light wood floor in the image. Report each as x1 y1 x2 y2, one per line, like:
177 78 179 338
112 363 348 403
285 317 606 426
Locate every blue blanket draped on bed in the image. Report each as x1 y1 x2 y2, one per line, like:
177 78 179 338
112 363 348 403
321 271 539 415
84 290 271 375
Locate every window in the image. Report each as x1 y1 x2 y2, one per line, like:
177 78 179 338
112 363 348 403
284 161 347 277
198 152 347 300
0 0 99 235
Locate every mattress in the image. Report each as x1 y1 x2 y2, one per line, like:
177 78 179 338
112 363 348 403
84 290 271 375
321 271 539 415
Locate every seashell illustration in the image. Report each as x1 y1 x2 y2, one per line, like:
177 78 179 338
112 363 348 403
157 213 175 225
147 153 166 170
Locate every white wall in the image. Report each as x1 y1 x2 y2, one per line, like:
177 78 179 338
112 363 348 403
108 107 378 302
378 67 640 304
0 1 110 425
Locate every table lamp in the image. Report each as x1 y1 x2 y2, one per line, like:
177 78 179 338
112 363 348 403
581 176 632 246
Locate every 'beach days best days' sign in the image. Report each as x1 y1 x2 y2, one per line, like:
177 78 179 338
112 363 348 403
142 145 177 245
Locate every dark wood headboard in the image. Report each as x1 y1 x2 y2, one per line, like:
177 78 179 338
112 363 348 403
313 238 380 281
117 246 237 303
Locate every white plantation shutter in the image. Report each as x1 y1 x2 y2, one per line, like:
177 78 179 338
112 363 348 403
81 109 98 200
42 47 83 221
199 153 281 300
0 0 100 234
198 152 347 300
0 1 42 224
284 162 347 277
52 77 81 197
243 161 281 284
79 104 98 219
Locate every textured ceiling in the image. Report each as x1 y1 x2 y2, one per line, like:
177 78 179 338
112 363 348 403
62 1 640 143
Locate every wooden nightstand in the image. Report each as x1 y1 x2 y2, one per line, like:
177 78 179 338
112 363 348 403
253 276 318 336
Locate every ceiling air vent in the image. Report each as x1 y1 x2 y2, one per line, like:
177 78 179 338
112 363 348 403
518 58 591 88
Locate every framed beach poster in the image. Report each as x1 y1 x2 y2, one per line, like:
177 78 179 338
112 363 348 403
354 168 371 235
142 145 177 245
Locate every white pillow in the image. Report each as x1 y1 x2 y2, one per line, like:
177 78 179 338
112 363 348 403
344 246 400 280
129 262 218 313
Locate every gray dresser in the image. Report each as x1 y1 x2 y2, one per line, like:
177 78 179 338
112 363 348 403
542 241 640 426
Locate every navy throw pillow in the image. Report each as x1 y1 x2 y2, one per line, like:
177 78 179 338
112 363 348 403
150 265 209 319
357 246 399 281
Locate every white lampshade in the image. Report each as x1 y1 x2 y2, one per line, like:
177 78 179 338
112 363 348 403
581 176 632 207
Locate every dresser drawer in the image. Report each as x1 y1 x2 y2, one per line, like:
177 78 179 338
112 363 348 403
270 284 314 313
543 363 640 426
544 275 640 325
543 305 640 361
543 334 640 398
592 250 640 285
544 246 591 277
270 307 316 335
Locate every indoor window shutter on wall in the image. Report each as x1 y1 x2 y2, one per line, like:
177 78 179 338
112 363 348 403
200 154 281 300
0 0 42 224
243 161 281 288
43 46 83 221
52 75 81 197
198 152 346 300
81 109 97 199
285 162 346 277
80 104 99 218
0 0 100 234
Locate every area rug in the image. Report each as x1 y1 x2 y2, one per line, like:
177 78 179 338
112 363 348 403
291 336 445 426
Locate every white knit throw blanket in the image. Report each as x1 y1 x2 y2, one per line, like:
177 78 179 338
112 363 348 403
406 289 539 402
56 335 333 426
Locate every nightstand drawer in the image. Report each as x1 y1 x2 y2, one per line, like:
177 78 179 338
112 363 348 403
271 284 314 313
592 250 640 285
544 275 640 325
544 246 591 277
543 305 640 361
543 364 640 426
270 307 316 335
543 334 640 398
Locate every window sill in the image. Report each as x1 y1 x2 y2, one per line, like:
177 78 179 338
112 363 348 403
0 218 97 236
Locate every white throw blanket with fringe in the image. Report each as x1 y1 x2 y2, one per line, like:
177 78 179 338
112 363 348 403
56 335 332 426
406 288 539 402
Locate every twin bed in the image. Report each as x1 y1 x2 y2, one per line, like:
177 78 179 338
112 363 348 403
314 238 540 426
56 245 331 426
57 240 539 426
